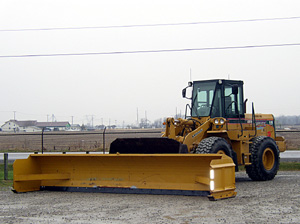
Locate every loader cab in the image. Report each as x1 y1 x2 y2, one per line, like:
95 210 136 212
187 79 245 119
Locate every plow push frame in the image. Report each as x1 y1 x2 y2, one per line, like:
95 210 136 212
13 153 236 200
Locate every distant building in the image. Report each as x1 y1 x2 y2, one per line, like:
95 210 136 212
0 120 71 133
1 120 41 132
67 124 81 132
36 122 70 131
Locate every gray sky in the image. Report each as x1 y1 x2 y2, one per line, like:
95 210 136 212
0 0 300 126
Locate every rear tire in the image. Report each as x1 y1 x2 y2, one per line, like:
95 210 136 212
195 137 232 158
246 136 280 181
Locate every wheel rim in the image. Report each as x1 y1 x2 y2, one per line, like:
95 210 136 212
262 148 275 170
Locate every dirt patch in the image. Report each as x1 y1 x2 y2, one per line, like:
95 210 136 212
0 171 299 223
0 129 163 152
280 132 300 150
0 130 299 152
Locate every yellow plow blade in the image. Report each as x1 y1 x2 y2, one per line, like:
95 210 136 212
13 154 236 200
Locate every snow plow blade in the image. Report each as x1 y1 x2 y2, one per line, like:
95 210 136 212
110 138 188 154
13 153 236 200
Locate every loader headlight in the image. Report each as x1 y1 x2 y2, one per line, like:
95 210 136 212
213 118 226 126
220 119 225 125
210 169 215 191
210 169 214 180
210 180 215 191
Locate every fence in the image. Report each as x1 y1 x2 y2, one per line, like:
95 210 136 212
0 129 299 153
0 129 163 153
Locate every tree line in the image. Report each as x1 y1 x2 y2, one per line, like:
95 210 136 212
275 115 300 126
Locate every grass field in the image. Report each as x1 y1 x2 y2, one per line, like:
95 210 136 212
0 164 13 189
238 162 300 171
0 164 13 179
279 162 300 170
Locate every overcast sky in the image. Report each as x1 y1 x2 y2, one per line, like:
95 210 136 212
0 0 300 126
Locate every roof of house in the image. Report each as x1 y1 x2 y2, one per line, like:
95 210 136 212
36 122 70 127
1 120 70 128
10 120 37 127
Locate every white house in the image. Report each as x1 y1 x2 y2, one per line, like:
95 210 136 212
67 124 81 131
1 120 71 132
1 120 42 132
36 122 71 131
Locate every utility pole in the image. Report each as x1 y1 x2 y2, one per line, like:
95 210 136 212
145 110 147 128
137 108 139 126
86 115 94 127
71 116 74 125
13 111 16 120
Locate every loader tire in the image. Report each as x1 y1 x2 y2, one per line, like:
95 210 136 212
245 136 280 181
195 137 232 158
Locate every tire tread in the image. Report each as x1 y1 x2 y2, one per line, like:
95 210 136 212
195 137 232 158
246 136 280 181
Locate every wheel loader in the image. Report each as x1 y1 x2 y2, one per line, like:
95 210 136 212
13 79 286 200
111 79 286 181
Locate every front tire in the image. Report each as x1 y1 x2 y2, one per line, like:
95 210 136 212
195 137 232 158
246 136 280 181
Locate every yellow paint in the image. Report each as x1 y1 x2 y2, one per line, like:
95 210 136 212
262 148 275 171
163 114 286 166
13 153 236 200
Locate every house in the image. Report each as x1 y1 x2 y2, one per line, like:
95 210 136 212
1 120 41 133
1 120 71 132
36 122 71 131
67 124 81 131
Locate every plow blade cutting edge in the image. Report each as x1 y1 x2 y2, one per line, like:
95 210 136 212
13 153 236 200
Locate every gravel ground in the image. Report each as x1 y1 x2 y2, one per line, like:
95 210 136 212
1 171 300 224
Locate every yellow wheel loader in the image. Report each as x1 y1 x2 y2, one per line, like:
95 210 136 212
13 79 286 200
111 79 286 181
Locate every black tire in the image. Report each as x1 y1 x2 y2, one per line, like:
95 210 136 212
195 137 232 158
246 136 280 181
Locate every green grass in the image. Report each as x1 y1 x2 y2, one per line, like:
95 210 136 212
0 180 13 189
286 148 300 151
279 162 300 171
0 164 13 189
239 162 300 171
0 164 13 180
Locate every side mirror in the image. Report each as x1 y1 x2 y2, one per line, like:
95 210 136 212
182 88 187 98
182 82 193 99
232 85 239 95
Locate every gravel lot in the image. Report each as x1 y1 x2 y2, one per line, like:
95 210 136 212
1 171 300 224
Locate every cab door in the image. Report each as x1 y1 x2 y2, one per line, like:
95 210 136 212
223 83 244 119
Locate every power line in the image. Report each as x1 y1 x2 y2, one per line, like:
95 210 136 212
0 43 300 58
1 16 300 32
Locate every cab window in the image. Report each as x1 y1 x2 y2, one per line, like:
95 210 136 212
224 85 244 118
